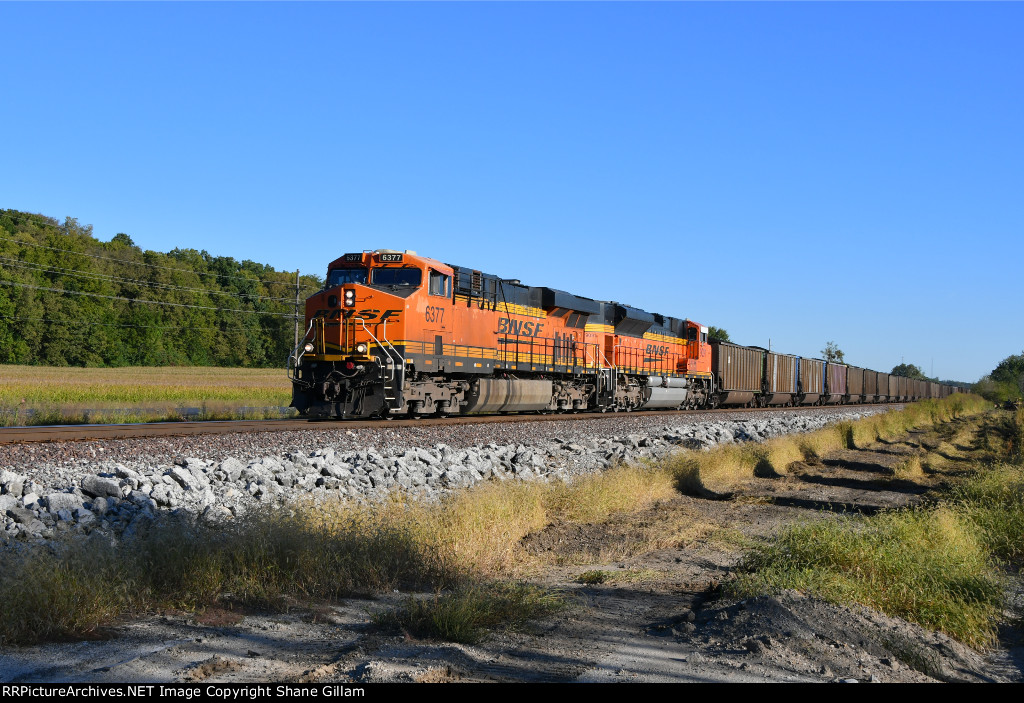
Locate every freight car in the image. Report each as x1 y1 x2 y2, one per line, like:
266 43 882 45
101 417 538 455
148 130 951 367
288 250 956 419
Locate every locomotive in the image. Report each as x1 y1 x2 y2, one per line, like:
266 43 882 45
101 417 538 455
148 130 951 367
288 250 955 419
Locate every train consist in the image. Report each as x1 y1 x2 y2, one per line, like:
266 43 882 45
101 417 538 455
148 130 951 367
289 250 957 419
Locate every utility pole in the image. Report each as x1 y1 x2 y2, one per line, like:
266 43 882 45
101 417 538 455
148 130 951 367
294 270 301 351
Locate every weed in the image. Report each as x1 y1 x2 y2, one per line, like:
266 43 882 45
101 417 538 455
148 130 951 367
375 582 568 644
892 455 925 479
577 570 610 584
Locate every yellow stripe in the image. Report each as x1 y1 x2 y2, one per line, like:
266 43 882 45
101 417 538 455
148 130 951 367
585 324 613 333
642 332 683 344
453 294 545 318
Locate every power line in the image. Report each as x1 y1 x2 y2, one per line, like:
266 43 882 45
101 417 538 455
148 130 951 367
0 279 294 318
0 255 299 303
0 220 319 291
0 314 264 333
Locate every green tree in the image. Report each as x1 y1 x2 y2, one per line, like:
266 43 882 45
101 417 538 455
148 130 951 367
822 341 845 364
891 363 927 379
110 232 136 248
707 326 730 342
991 353 1024 389
975 352 1024 402
0 208 318 368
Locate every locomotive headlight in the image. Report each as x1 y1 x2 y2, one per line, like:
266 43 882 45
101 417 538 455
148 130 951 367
355 343 368 354
303 343 314 353
344 289 355 307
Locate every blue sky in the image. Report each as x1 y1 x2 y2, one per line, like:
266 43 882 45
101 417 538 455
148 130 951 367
1 2 1021 382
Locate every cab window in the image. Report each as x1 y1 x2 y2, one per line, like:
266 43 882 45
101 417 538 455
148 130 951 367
371 267 422 287
688 327 698 342
429 269 451 297
327 268 367 287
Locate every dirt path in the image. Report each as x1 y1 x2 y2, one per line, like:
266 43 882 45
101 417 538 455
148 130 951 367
2 417 1022 683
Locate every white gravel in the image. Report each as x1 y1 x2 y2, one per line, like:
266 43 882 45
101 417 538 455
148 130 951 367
1 406 891 544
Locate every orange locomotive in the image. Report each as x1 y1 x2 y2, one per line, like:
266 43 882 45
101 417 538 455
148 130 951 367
289 250 713 419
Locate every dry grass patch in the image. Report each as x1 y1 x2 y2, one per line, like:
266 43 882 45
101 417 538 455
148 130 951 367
669 396 989 497
433 482 549 577
892 455 926 480
0 462 682 644
797 427 847 464
545 463 677 523
750 436 804 477
521 495 715 565
669 444 759 497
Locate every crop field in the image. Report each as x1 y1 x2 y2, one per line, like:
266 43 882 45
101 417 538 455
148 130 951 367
0 365 294 426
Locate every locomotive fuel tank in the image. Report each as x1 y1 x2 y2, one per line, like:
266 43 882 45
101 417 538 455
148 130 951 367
463 378 554 413
643 376 689 408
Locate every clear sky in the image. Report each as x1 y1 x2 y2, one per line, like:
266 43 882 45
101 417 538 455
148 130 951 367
2 2 1021 382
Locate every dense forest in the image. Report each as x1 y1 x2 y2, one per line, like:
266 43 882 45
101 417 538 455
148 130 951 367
0 209 322 367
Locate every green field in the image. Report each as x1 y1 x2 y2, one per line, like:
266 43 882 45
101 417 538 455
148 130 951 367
0 365 294 425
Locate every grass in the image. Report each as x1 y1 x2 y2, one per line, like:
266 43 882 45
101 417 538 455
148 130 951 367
374 582 568 645
544 461 677 523
726 405 1024 650
892 454 926 479
0 364 293 426
729 507 1004 649
0 393 1005 648
0 463 674 645
577 569 610 584
576 568 663 586
0 504 449 644
669 395 990 496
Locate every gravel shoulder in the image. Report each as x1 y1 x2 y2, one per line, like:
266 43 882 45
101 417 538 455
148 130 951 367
2 407 1022 683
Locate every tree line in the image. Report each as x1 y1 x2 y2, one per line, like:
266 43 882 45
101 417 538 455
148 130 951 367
0 209 322 367
974 353 1024 403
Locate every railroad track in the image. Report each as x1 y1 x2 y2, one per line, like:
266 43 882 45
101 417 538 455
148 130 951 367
0 403 896 445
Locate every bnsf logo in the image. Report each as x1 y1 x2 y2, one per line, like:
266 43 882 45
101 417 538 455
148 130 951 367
312 309 401 321
645 344 670 356
497 318 545 337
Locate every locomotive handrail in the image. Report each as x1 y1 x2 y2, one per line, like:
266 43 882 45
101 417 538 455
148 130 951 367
585 344 615 371
352 317 403 385
379 317 405 383
610 342 685 379
287 320 316 384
